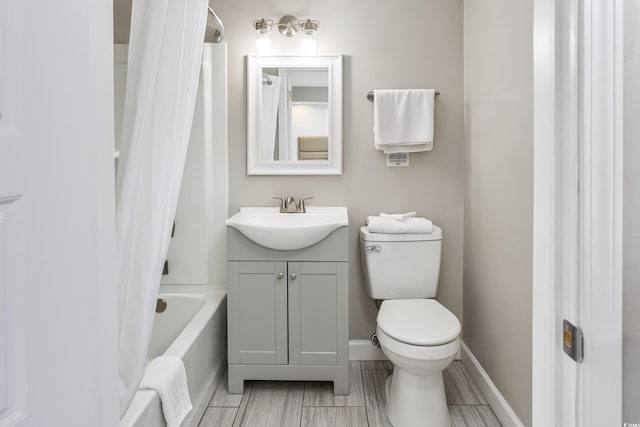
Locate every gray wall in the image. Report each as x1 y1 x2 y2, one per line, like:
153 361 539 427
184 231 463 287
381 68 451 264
624 0 640 421
190 0 464 340
463 0 533 425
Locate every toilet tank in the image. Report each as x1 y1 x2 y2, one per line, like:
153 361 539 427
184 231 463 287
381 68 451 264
359 226 442 299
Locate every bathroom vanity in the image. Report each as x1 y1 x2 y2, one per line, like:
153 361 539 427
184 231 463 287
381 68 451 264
225 207 349 394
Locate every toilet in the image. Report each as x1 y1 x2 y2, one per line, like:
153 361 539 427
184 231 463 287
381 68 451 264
360 225 460 427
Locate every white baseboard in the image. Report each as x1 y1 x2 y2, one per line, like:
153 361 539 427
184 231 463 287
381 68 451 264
461 342 525 427
349 339 388 360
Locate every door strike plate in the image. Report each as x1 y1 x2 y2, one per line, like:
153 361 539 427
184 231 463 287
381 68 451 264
562 319 583 362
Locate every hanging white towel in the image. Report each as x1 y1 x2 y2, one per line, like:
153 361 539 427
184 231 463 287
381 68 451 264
367 216 433 234
140 356 192 427
373 89 435 154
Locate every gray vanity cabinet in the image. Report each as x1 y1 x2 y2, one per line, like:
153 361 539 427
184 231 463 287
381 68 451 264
287 261 348 365
226 227 349 395
227 261 288 365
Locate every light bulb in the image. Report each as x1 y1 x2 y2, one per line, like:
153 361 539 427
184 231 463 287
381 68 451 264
255 31 272 56
299 20 318 56
254 19 273 56
300 31 317 56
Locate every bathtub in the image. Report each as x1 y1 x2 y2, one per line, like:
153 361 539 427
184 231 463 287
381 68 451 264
120 290 227 427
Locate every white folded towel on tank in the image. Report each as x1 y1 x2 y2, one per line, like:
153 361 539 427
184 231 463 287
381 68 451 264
140 356 192 427
367 216 433 234
380 212 416 222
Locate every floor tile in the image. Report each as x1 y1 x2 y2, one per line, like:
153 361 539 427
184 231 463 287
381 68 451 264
231 383 252 427
361 368 392 427
444 361 488 405
335 361 366 407
303 381 336 407
450 405 502 427
199 407 238 427
235 381 304 427
301 407 369 427
360 360 393 370
209 371 244 407
303 362 365 407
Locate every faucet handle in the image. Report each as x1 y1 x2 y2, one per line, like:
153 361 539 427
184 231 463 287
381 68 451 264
299 195 313 213
272 196 286 212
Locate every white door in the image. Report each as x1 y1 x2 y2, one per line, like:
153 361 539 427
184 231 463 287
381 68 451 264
0 1 118 426
533 0 624 425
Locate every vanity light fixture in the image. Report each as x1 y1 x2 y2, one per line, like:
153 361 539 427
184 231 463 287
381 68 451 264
253 16 319 56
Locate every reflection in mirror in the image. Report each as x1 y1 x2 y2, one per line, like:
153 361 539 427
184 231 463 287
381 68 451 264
260 67 329 162
247 55 342 175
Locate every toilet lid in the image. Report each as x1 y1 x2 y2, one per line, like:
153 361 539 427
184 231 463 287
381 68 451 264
377 299 461 346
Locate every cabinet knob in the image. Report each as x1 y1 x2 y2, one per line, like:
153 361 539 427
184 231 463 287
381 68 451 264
290 272 297 280
277 272 284 279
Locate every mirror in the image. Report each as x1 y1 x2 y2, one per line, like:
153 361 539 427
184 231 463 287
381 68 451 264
247 55 343 175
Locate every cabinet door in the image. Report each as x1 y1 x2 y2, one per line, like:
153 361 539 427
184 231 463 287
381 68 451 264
288 262 348 365
228 261 288 364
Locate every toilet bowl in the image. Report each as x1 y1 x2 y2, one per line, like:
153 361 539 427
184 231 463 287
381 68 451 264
376 299 460 427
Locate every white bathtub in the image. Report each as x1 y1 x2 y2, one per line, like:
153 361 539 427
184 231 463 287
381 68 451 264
120 290 227 427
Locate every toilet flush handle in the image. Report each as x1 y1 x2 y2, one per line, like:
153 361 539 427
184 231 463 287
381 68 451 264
366 245 381 252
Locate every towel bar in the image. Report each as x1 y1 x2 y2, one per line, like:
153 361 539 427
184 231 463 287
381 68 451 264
366 90 440 102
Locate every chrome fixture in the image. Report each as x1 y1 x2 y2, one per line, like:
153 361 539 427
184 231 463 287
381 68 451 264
278 15 300 37
272 195 313 213
298 195 313 213
367 90 441 102
207 5 225 43
156 298 167 313
371 332 381 348
261 72 273 85
253 16 319 56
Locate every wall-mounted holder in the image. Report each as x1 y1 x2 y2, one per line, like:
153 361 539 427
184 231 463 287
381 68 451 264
366 90 441 102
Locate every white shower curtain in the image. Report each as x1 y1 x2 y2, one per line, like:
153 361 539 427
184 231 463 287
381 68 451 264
116 0 208 415
259 75 282 161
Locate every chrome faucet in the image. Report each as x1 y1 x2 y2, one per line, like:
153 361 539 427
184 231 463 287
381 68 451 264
273 195 313 213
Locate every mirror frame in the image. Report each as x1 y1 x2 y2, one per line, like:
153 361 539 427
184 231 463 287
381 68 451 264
247 55 343 175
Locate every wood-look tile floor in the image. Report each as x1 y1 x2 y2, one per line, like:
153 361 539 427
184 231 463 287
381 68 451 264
198 361 502 427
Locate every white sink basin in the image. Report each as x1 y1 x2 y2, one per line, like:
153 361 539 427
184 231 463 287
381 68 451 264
225 206 349 250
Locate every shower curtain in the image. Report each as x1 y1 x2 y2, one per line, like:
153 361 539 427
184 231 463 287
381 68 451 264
259 75 282 161
115 0 208 415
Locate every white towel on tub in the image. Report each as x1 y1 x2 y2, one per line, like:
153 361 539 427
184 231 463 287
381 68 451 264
140 356 192 427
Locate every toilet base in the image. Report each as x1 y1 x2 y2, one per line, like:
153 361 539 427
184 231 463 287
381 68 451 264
384 368 451 427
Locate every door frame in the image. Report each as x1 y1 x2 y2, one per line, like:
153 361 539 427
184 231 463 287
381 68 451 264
532 0 624 425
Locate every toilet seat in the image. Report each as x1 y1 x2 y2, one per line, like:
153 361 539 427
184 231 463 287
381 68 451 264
376 326 460 362
377 299 460 346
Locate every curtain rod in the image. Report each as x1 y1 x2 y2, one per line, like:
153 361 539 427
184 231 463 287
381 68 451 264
207 6 225 43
